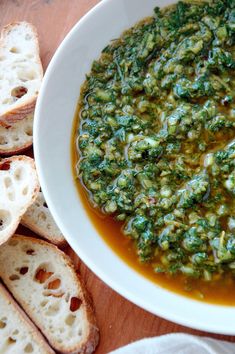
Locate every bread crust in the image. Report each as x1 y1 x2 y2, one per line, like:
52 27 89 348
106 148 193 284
0 114 33 156
1 235 99 354
0 100 36 126
0 22 43 126
0 139 33 155
0 282 55 353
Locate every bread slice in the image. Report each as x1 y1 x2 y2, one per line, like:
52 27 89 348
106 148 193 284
21 191 66 246
0 22 43 126
0 156 39 245
0 113 33 155
0 235 99 354
0 282 55 354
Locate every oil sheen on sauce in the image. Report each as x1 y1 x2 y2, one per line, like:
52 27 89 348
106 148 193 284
72 115 235 306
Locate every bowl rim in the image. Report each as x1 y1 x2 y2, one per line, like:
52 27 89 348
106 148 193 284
34 0 235 335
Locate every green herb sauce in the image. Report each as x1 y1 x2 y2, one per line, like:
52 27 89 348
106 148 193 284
76 0 235 282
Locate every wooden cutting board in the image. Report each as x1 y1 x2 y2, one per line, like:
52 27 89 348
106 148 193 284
1 0 235 353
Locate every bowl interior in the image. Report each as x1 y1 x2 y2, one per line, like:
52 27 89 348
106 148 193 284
34 0 235 334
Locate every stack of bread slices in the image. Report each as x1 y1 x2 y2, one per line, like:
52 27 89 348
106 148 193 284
0 22 99 354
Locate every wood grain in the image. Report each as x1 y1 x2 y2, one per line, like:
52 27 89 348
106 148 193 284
1 0 235 353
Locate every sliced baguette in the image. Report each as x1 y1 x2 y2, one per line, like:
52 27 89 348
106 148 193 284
0 235 99 354
0 156 39 245
21 191 66 246
0 113 33 155
0 22 43 126
0 282 54 354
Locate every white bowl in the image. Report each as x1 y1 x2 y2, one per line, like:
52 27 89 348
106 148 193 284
34 0 235 334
